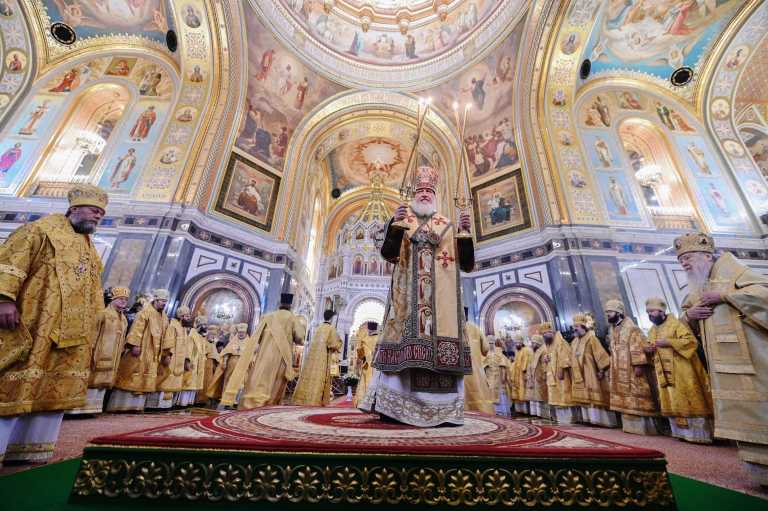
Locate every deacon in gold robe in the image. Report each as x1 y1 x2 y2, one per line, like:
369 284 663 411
199 324 221 404
353 321 379 408
525 334 549 418
463 310 494 414
485 337 513 416
182 316 207 407
675 232 768 483
222 294 306 408
293 309 343 406
0 184 107 464
643 296 713 443
604 299 659 435
360 166 475 427
541 322 580 423
68 286 130 415
511 336 533 415
209 323 249 405
107 289 169 412
570 313 617 427
150 306 192 409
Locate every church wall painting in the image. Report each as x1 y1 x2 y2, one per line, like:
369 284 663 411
594 171 642 222
583 0 743 82
0 54 176 197
426 23 522 184
741 127 768 179
278 0 498 67
0 0 35 128
215 152 280 232
42 0 172 43
238 14 346 174
471 168 531 242
582 131 622 170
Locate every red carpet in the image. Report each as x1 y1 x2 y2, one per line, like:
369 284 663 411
91 405 660 458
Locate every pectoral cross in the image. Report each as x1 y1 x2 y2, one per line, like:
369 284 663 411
75 256 89 278
436 250 455 269
432 216 447 226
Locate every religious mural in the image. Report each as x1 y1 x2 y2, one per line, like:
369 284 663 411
594 171 642 222
584 0 742 80
741 127 768 179
44 0 171 43
215 152 281 231
280 0 494 66
471 168 531 242
426 23 522 183
0 55 175 196
237 13 345 173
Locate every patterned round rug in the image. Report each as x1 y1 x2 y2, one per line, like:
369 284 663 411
93 406 661 458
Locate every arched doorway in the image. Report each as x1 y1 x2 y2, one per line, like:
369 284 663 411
480 286 555 341
181 274 260 331
349 297 386 337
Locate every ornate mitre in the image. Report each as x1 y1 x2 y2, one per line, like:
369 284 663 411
538 321 554 333
414 165 438 192
176 305 191 318
110 287 130 299
604 299 625 315
68 184 108 210
645 297 667 312
673 232 715 257
153 288 170 301
572 313 589 327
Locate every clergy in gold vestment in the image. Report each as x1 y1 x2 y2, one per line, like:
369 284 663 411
525 334 549 418
293 310 343 406
108 290 169 412
643 297 713 444
153 306 192 409
0 184 107 464
182 318 207 407
353 322 379 408
570 314 617 427
208 323 248 404
511 337 533 415
463 314 494 414
222 295 306 409
541 322 580 423
485 337 513 416
199 325 221 404
360 166 474 427
675 233 768 483
604 299 659 435
68 287 130 415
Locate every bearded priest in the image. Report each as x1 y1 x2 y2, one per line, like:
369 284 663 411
359 165 475 427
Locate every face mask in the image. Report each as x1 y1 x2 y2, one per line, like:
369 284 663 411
649 314 666 326
607 313 621 325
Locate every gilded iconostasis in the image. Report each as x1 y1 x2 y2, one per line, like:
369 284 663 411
0 0 767 337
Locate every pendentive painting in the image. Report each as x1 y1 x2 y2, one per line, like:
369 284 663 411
215 152 280 232
471 168 531 242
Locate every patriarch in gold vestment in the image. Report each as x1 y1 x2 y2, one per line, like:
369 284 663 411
293 309 343 406
359 166 475 427
0 184 106 464
604 299 659 435
463 313 494 414
570 313 617 427
541 322 580 423
208 323 249 404
644 296 713 443
511 335 533 414
353 321 379 408
68 287 130 415
675 232 768 483
485 337 513 416
525 334 549 418
108 289 169 412
222 294 306 408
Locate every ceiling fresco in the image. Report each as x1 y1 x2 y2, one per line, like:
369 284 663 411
251 0 528 89
41 0 173 43
582 0 744 82
235 8 346 174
